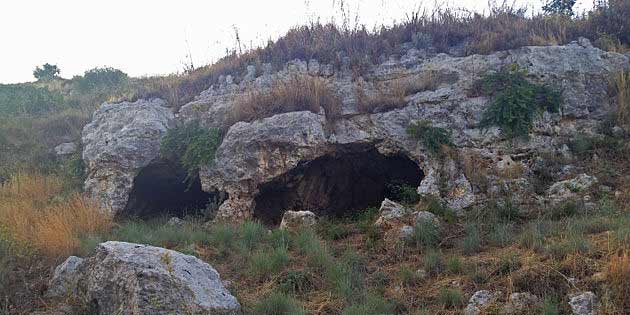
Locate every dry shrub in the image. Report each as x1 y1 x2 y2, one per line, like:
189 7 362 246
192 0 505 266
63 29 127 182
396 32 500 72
0 173 111 257
227 75 341 127
609 251 630 312
356 70 458 114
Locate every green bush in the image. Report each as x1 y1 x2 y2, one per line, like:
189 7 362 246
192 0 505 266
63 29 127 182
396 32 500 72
0 84 66 116
407 120 454 156
238 220 267 252
249 247 290 279
160 121 221 178
387 183 421 205
398 265 422 287
476 65 561 139
317 219 352 240
327 250 367 303
461 224 481 255
75 67 129 92
253 292 305 315
490 223 514 247
445 256 462 274
208 223 237 256
423 250 443 274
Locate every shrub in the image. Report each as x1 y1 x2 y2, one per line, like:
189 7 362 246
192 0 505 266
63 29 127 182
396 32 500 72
253 292 305 315
160 121 221 178
519 220 550 251
208 223 237 255
75 67 129 93
409 220 440 249
542 295 560 315
407 120 454 156
113 219 211 250
387 183 421 205
475 65 561 139
0 84 66 116
228 74 341 126
33 63 60 81
437 287 464 309
497 253 521 275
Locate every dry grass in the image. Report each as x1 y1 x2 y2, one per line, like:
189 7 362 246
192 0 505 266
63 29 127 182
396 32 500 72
227 74 342 127
612 71 630 127
356 70 456 114
0 173 111 257
609 251 630 312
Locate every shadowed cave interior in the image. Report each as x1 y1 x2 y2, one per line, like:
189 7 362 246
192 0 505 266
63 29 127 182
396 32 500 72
253 147 424 224
124 160 213 218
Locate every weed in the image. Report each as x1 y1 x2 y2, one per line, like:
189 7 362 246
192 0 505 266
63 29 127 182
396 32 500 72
497 253 521 275
542 295 560 315
238 220 267 252
342 294 395 315
461 224 482 255
490 223 514 247
317 219 352 241
409 221 440 249
160 121 221 178
249 247 290 280
423 250 443 275
519 220 551 251
475 65 561 139
407 120 454 156
208 223 237 255
611 71 630 127
278 270 313 295
387 183 421 205
445 256 463 274
437 287 464 309
327 250 367 303
398 265 423 287
253 292 305 315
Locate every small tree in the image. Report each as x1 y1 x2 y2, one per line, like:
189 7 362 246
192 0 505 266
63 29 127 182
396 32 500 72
542 0 577 15
33 63 60 81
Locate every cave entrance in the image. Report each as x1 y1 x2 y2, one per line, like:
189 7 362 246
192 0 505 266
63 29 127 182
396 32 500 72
124 160 212 218
253 147 424 224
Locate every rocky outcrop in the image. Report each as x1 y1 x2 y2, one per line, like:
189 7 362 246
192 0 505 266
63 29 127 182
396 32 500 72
568 292 598 315
82 99 174 215
46 256 84 300
49 242 240 315
83 38 629 221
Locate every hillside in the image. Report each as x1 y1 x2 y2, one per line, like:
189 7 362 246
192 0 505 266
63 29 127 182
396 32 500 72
2 2 630 315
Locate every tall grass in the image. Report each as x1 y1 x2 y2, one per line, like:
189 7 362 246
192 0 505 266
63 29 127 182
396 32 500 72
0 173 111 257
227 74 342 127
609 251 630 312
612 71 630 127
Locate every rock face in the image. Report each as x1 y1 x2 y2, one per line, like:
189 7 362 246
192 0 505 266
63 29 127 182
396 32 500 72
82 99 174 215
83 39 630 221
51 241 240 315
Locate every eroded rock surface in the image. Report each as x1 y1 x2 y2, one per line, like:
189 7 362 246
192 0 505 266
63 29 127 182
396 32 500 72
49 241 240 315
82 99 174 215
83 39 630 221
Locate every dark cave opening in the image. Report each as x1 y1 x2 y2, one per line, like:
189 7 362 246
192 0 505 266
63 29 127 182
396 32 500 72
253 147 424 224
124 160 213 218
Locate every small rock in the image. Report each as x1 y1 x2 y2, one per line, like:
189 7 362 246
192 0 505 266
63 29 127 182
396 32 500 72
375 199 411 226
568 292 598 315
167 217 184 227
280 210 317 230
415 211 440 225
54 142 77 156
46 256 84 299
399 225 414 240
578 37 593 49
504 292 541 314
464 290 498 315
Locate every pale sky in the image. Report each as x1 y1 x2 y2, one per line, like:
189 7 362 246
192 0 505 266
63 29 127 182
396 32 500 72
0 0 593 84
